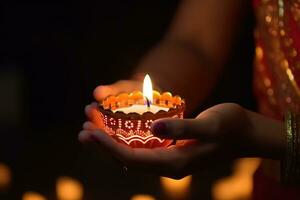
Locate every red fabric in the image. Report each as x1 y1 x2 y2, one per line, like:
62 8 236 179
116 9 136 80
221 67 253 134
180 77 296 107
252 0 300 199
252 0 260 8
287 12 300 86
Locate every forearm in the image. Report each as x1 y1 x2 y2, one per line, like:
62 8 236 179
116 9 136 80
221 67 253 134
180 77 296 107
132 39 223 114
130 0 246 114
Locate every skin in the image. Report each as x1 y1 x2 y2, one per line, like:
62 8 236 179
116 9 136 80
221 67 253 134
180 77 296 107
79 0 287 179
79 101 285 179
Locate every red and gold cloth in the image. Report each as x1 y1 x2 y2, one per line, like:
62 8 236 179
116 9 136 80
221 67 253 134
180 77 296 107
253 0 300 199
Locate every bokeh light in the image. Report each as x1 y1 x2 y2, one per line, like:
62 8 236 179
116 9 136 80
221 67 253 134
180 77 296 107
160 175 192 200
0 163 11 190
56 176 83 200
22 191 47 200
130 194 156 200
212 158 261 200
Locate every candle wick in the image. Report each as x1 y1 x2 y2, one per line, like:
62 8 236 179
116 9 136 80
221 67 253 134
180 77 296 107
146 97 151 109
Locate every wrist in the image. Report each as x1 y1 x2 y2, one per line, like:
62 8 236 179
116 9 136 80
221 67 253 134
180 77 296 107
242 110 286 160
281 111 300 185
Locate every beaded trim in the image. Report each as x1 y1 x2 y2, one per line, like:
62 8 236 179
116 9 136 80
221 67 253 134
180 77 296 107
281 111 300 185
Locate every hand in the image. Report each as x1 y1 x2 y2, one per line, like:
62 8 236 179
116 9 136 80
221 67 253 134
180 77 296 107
93 80 143 101
83 79 144 129
79 103 285 179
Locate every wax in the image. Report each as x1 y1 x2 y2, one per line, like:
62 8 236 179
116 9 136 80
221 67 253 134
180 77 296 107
114 104 169 115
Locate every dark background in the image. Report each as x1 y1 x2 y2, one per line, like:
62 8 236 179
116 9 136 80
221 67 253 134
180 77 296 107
0 1 255 199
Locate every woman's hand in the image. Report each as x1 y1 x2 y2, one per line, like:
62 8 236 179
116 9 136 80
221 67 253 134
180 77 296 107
79 102 286 179
93 80 143 101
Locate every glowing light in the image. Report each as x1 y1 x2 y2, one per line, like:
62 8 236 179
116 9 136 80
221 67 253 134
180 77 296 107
286 68 294 81
265 15 272 23
131 194 156 200
255 47 263 60
160 176 192 200
99 90 185 148
22 192 47 200
56 176 83 200
0 163 11 190
143 74 153 103
212 158 260 200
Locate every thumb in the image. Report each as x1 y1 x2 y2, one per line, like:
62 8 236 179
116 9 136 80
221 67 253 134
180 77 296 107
151 117 221 141
93 80 142 101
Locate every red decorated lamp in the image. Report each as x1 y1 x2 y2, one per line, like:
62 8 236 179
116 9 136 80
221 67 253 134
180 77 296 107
98 74 185 148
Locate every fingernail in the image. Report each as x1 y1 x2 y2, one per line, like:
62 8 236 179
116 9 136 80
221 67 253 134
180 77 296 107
89 134 99 143
152 122 167 136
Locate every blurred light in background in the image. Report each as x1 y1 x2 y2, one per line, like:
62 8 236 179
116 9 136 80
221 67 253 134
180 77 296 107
160 175 192 200
22 191 47 200
130 194 156 200
56 176 83 200
0 163 11 191
212 158 261 200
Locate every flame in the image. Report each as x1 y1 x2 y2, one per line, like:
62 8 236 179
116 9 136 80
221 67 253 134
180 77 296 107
143 74 153 103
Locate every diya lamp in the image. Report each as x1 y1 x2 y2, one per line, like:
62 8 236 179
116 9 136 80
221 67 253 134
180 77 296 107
98 74 185 148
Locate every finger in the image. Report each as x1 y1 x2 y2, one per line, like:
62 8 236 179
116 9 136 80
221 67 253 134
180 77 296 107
85 103 103 128
78 129 108 143
80 130 219 178
82 121 98 130
78 130 93 143
88 131 187 173
89 130 164 166
93 85 115 101
151 114 220 141
93 80 142 101
84 102 98 119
